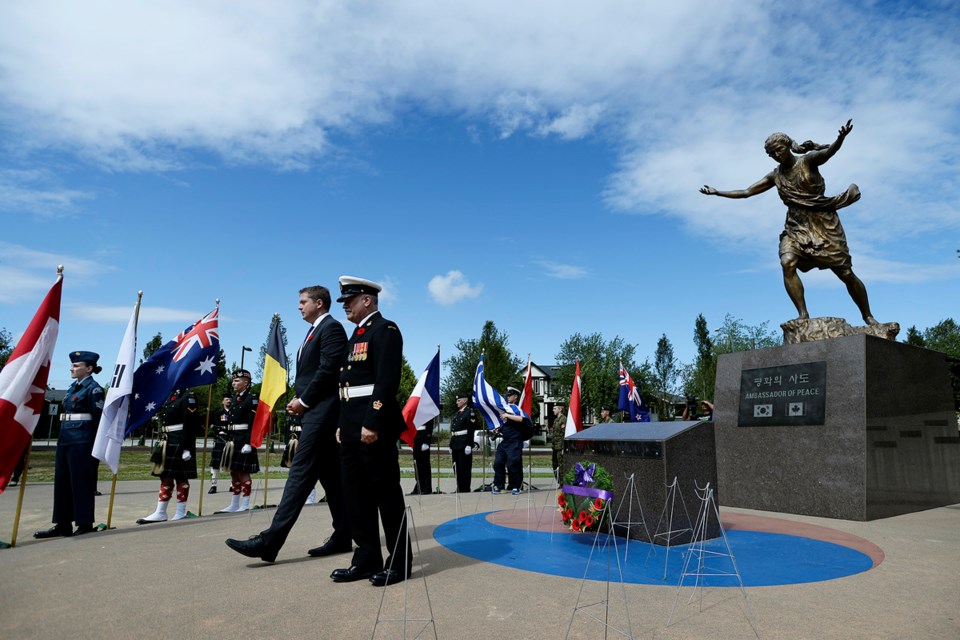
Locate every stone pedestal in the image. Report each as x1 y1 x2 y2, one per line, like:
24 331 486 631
714 334 960 520
564 421 718 544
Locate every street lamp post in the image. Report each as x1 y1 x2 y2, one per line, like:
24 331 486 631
240 346 253 370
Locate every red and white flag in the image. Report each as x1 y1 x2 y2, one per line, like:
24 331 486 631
400 349 441 447
0 272 63 493
564 360 582 437
518 356 533 419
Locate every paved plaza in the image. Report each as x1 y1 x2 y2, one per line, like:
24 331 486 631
2 476 958 639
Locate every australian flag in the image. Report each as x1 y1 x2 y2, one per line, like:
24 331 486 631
126 307 220 435
618 362 650 423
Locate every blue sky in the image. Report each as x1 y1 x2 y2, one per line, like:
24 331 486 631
1 0 958 391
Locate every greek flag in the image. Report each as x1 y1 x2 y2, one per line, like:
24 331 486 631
472 354 526 430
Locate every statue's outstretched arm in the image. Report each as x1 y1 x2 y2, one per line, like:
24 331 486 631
810 119 852 166
700 173 774 199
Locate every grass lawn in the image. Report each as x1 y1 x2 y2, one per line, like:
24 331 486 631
19 448 557 483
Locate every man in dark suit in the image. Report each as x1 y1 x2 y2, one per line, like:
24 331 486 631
225 285 350 562
330 276 411 587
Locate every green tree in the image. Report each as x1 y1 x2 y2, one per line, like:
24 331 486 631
142 332 163 363
904 325 926 347
685 314 717 400
398 354 417 405
0 326 13 369
554 332 643 420
441 321 522 410
652 334 679 419
256 317 292 386
712 314 780 354
921 319 960 410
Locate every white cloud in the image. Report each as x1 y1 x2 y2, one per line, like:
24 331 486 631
536 260 587 280
0 242 107 303
428 271 483 305
68 304 207 324
0 169 92 217
0 1 957 284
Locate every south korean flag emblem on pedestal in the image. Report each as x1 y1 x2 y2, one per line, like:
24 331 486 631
788 402 805 417
753 404 773 418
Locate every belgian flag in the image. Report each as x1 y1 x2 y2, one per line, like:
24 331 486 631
251 316 287 447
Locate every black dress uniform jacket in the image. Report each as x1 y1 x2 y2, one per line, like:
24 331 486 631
154 391 200 479
228 389 259 473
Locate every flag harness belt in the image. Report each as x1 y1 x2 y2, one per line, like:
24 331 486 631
60 413 93 421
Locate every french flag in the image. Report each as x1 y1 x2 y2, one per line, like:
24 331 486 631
400 349 441 447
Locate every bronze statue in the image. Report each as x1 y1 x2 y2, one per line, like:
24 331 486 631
701 119 878 326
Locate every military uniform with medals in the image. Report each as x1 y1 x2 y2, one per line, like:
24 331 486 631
333 276 411 586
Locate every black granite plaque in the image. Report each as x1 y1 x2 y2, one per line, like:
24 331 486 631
738 361 827 426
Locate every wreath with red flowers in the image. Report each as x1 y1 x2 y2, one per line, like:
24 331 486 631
557 461 614 533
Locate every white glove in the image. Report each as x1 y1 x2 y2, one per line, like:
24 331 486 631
420 443 430 452
241 444 252 454
464 446 472 455
181 450 192 461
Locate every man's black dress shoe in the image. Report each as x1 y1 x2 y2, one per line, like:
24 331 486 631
370 567 409 587
225 535 278 563
307 538 352 557
74 524 96 535
208 485 217 494
34 525 72 539
330 565 375 583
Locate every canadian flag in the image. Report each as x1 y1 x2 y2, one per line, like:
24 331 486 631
0 272 62 493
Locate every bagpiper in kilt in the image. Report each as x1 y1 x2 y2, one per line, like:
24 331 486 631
137 389 200 523
217 369 260 513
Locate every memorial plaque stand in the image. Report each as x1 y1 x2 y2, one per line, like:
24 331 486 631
565 421 719 543
715 334 960 520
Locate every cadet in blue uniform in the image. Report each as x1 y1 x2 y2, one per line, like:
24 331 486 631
448 392 477 493
137 389 200 523
35 351 104 538
331 276 412 587
217 370 259 513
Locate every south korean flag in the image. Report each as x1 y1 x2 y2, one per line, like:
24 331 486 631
753 403 773 418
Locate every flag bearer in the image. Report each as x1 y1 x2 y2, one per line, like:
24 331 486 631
34 351 104 538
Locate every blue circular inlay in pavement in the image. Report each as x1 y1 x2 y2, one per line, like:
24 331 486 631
434 512 874 587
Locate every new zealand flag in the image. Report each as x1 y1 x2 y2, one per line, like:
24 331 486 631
126 307 220 435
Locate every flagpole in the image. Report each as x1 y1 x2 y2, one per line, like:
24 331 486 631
261 313 280 509
197 298 219 516
197 383 213 517
8 437 34 548
104 290 142 530
8 265 63 547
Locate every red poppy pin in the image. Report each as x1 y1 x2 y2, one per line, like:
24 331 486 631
357 328 365 336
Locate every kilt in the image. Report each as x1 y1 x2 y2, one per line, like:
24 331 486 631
152 432 198 479
228 429 259 473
